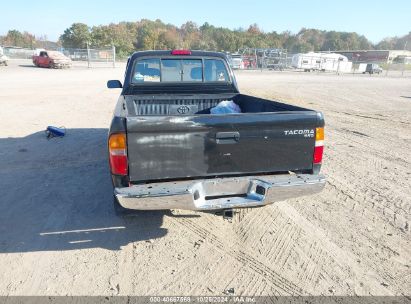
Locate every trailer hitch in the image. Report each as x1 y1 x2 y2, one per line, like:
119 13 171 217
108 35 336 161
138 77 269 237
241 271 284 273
214 209 234 221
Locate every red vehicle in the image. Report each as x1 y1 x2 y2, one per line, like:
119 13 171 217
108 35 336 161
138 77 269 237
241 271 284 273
242 55 257 69
32 51 72 69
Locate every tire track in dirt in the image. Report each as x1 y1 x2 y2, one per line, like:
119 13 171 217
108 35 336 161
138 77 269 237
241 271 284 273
336 111 411 126
174 217 307 295
235 203 371 294
314 181 410 295
304 187 410 295
325 150 410 231
323 119 410 231
276 202 394 296
237 71 410 296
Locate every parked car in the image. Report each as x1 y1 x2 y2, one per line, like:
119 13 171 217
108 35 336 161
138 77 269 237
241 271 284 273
363 63 383 74
0 47 8 66
242 55 257 69
107 50 326 216
32 51 72 68
230 53 244 69
0 55 8 66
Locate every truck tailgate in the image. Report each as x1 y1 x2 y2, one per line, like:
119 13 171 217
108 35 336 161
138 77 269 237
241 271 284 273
126 112 319 182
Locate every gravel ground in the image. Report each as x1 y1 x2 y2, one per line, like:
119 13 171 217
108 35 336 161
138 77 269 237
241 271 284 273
0 60 409 296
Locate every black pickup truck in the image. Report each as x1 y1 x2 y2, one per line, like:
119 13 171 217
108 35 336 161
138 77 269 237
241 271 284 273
107 50 325 214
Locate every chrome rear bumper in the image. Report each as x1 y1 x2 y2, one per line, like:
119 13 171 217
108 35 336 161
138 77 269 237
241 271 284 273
115 174 325 211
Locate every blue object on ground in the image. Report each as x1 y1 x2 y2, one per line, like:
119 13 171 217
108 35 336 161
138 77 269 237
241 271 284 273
46 126 66 139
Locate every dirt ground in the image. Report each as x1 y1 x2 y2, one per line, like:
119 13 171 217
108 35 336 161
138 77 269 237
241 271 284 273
0 60 409 296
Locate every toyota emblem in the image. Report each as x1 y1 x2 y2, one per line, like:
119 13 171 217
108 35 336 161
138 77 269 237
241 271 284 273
177 106 190 114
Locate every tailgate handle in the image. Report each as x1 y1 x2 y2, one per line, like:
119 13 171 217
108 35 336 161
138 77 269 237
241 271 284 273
216 132 240 144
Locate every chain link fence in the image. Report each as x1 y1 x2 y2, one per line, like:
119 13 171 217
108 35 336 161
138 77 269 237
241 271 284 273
0 45 116 68
229 49 411 77
229 48 289 70
382 63 411 77
61 46 116 68
2 45 410 75
1 47 36 59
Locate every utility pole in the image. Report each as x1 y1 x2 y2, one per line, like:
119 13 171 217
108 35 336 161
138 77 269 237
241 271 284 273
402 41 408 77
353 53 359 75
112 45 116 68
87 42 91 68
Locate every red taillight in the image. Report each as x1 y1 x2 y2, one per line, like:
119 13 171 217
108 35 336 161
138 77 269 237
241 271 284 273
171 49 192 55
313 145 324 164
109 133 128 175
313 127 324 164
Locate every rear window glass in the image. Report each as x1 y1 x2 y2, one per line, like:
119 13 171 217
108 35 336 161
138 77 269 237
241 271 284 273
204 59 229 82
132 58 229 83
182 59 202 82
133 59 161 82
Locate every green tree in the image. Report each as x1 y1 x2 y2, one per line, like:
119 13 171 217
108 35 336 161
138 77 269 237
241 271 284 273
4 30 24 47
394 31 411 50
180 21 200 49
1 30 36 48
54 19 409 55
60 23 91 48
6 30 25 46
91 22 137 57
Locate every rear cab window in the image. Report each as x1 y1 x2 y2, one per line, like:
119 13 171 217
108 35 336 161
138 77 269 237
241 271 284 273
131 57 230 84
134 58 161 82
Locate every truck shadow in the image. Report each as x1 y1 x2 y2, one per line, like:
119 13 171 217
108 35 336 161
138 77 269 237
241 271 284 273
18 64 39 68
0 128 168 253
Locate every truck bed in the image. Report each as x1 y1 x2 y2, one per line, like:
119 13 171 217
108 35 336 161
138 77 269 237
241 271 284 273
125 93 308 116
125 94 321 183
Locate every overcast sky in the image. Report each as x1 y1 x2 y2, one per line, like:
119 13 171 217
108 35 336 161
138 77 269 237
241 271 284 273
1 0 410 43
